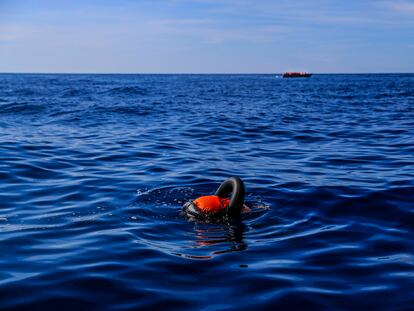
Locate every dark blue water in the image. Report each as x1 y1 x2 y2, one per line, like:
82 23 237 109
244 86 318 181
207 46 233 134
0 73 413 310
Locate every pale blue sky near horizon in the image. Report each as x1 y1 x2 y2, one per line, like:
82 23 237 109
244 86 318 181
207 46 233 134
0 0 413 73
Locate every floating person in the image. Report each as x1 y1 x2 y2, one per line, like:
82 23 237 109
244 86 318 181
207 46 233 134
183 176 248 219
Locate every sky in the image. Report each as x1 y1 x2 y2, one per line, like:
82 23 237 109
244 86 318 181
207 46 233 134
0 0 413 73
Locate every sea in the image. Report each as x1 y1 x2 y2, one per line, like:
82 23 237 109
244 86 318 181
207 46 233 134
0 73 413 310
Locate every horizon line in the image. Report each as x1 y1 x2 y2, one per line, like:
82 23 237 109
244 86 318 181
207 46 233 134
1 72 413 75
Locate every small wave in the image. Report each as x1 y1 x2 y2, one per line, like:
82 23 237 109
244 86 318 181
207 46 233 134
94 105 153 116
61 88 88 97
102 86 148 96
0 102 45 115
13 89 37 96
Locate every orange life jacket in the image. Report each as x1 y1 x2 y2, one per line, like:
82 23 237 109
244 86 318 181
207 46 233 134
193 195 230 214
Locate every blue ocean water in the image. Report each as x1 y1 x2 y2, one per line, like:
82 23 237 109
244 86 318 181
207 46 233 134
0 73 413 310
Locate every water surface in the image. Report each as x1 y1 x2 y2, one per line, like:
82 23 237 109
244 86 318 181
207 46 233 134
0 74 413 310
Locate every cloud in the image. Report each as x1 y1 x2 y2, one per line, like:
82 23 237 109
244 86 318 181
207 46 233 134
147 18 289 44
384 1 414 14
0 24 43 42
185 0 414 27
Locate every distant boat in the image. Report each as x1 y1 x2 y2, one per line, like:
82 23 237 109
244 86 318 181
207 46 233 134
282 72 312 78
